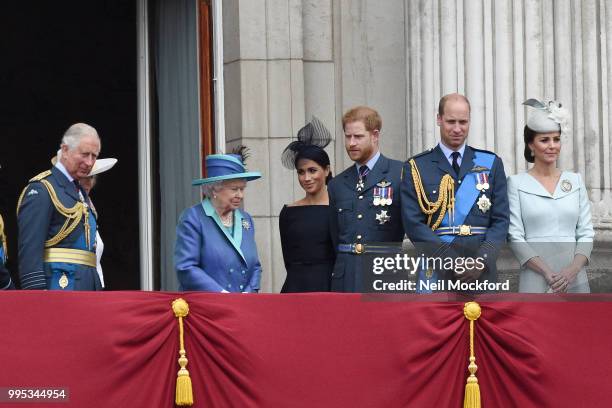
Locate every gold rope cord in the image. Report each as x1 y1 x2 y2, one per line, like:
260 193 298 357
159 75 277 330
463 302 482 408
172 298 194 406
409 159 455 230
17 179 90 248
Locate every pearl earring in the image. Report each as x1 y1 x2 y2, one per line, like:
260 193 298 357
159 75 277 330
530 150 534 157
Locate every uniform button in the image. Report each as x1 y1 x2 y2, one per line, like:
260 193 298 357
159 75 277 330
227 283 232 288
338 208 343 212
357 214 363 219
230 268 234 273
458 180 462 184
240 285 244 290
241 270 246 275
432 190 437 194
358 195 363 200
357 235 362 240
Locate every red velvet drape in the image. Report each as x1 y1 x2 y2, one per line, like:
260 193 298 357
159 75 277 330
0 292 611 407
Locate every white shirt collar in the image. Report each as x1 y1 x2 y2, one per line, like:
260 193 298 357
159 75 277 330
55 161 74 182
438 142 466 163
354 150 381 173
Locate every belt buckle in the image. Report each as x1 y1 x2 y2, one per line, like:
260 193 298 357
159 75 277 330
354 243 365 254
458 225 471 236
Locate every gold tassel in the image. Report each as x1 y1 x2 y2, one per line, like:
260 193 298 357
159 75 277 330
463 302 482 408
172 298 194 406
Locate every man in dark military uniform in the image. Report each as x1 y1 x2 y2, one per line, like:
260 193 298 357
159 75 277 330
328 106 404 292
400 94 509 288
17 123 102 290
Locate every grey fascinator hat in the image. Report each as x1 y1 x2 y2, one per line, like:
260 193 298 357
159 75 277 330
523 98 570 134
281 117 332 169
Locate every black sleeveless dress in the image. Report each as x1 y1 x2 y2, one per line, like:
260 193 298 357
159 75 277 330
279 205 335 292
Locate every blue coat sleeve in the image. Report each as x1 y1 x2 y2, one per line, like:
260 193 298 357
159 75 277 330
400 161 445 244
174 208 225 292
574 173 594 260
400 161 457 261
507 175 538 266
476 156 510 263
18 182 52 289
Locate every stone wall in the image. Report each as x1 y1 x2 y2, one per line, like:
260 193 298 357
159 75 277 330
224 0 612 292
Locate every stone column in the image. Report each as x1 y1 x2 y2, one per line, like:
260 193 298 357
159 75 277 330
223 0 306 292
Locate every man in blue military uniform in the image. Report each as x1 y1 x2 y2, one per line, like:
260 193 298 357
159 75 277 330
17 123 102 290
400 93 509 286
328 106 404 292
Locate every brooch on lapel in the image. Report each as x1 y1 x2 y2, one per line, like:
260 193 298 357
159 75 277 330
561 179 572 192
242 219 251 230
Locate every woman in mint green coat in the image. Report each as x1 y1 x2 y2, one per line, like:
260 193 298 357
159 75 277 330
508 99 593 293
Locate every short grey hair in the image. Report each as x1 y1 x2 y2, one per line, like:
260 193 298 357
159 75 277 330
61 123 101 151
201 181 224 198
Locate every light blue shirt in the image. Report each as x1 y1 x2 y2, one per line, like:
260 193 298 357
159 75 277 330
438 142 466 168
55 161 74 182
354 151 381 175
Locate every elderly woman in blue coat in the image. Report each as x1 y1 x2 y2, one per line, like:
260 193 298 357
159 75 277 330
174 151 262 292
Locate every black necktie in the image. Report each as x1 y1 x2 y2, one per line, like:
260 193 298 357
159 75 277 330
451 152 460 176
358 165 369 180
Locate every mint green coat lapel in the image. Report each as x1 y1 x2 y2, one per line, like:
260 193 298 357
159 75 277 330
201 198 246 262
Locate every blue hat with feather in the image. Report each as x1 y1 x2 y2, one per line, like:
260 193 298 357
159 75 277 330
192 149 261 186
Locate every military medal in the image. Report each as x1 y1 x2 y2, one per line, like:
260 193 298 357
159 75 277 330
356 179 365 192
476 172 489 191
376 181 393 206
59 273 69 289
373 187 382 206
376 210 391 225
242 219 251 230
561 179 572 192
382 187 393 206
477 195 492 213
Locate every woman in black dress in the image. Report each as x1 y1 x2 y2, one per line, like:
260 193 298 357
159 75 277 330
280 117 335 292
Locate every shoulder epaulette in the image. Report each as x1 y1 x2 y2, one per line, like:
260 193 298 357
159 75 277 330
407 147 434 162
29 170 52 183
470 146 497 156
17 170 52 216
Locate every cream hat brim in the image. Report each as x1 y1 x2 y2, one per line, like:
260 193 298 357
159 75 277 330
89 158 118 176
